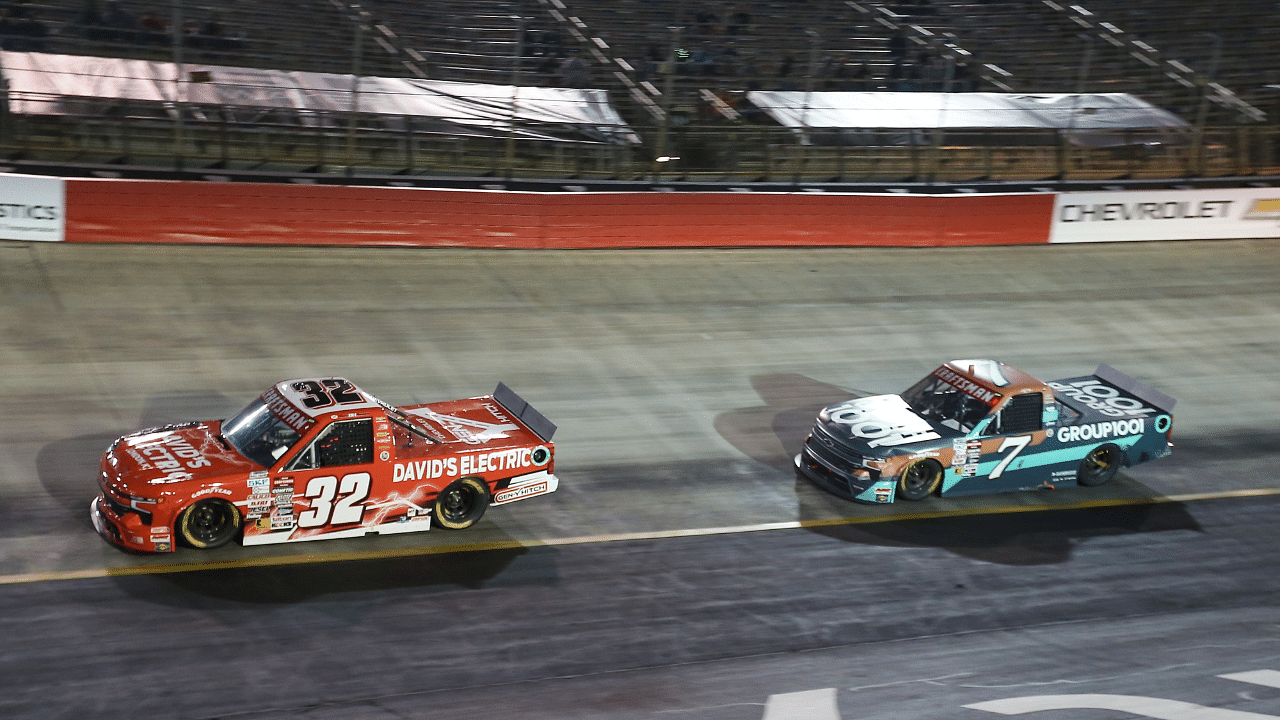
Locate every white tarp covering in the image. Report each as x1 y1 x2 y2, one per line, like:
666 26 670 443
747 91 1189 147
0 51 637 144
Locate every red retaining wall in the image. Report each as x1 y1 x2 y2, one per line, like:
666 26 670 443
63 179 1055 248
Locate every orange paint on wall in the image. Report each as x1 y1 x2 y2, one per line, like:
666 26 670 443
64 180 1054 248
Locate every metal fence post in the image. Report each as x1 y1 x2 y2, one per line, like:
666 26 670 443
1191 32 1221 176
653 25 681 181
171 0 185 170
505 15 525 180
346 7 366 176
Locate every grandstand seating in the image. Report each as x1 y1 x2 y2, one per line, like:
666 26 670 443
0 0 1276 180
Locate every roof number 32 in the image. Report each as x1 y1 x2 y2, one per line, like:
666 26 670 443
292 379 364 410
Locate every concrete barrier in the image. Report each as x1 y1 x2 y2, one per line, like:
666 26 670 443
4 175 1277 247
61 179 1054 248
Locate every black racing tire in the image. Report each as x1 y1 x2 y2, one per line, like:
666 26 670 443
433 477 490 530
1078 444 1123 487
178 498 242 549
896 458 944 501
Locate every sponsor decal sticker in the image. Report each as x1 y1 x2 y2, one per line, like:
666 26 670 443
0 174 65 242
494 481 548 504
192 486 233 498
1059 199 1233 223
933 366 1001 406
394 457 458 483
272 490 294 509
827 395 942 447
248 471 270 491
393 447 546 483
262 387 314 434
1049 379 1156 418
1057 418 1144 443
407 408 519 445
951 438 982 478
1051 188 1280 242
133 431 214 482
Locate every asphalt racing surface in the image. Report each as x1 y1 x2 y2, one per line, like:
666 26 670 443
2 238 1279 719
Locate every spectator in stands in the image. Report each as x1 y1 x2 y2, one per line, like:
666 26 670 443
777 53 797 90
740 54 762 91
535 52 561 86
0 3 48 52
637 43 663 82
558 50 591 89
845 61 871 91
136 11 165 45
887 30 907 64
191 14 238 53
713 44 739 79
822 55 860 91
72 0 108 41
951 61 973 92
693 8 719 39
725 7 751 38
101 0 136 43
888 56 914 91
917 52 946 91
816 54 836 89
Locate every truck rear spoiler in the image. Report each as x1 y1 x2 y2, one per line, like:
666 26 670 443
1095 364 1177 413
493 382 557 442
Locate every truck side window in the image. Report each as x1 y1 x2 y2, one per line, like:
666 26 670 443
288 419 373 470
993 393 1043 435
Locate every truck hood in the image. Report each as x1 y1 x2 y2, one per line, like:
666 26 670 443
816 394 956 457
103 421 260 492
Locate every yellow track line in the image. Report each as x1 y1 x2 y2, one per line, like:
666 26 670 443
4 487 1279 586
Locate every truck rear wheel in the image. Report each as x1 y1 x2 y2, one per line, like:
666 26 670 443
1078 444 1122 487
433 477 489 530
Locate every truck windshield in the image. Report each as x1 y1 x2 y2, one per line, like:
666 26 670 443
901 375 992 433
221 398 303 468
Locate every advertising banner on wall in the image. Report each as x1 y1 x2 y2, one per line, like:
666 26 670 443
1051 188 1280 243
0 173 65 242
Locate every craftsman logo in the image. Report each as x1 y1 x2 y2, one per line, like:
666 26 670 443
933 366 1001 406
262 387 313 433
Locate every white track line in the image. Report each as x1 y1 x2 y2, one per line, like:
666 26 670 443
4 487 1278 586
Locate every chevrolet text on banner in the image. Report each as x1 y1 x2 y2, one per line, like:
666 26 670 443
1052 188 1280 243
0 173 65 242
